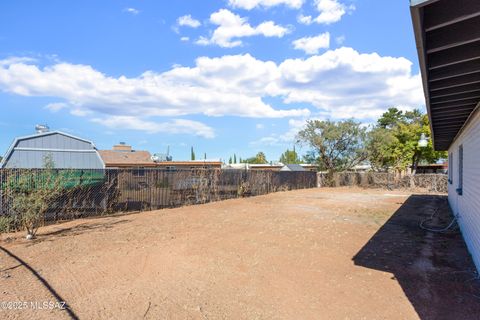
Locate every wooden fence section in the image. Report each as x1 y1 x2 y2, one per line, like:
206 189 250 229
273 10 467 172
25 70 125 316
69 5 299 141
0 168 317 222
317 172 448 193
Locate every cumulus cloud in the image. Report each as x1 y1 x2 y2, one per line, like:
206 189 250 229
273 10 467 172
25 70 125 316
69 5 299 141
298 0 354 25
177 14 201 28
0 47 423 135
228 0 304 10
293 32 330 54
196 9 290 48
92 116 215 138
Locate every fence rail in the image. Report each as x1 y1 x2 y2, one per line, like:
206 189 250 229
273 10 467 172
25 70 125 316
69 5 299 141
0 168 317 225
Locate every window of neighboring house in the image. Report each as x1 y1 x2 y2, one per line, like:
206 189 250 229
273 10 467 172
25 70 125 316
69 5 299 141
457 145 463 195
448 152 453 184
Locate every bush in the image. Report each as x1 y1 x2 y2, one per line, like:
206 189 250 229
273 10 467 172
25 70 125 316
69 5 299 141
0 215 14 234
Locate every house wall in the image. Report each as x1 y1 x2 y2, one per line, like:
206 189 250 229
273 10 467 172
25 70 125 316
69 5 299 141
448 108 480 272
3 133 104 169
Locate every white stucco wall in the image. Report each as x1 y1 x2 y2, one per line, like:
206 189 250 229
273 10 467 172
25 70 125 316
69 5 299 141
448 108 480 272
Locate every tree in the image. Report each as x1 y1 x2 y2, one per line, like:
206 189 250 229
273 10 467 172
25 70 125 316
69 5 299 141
378 107 404 129
204 152 207 160
297 119 367 172
367 127 400 171
191 147 195 161
368 109 447 172
233 154 237 164
4 155 70 238
244 152 268 164
279 146 301 164
228 156 232 164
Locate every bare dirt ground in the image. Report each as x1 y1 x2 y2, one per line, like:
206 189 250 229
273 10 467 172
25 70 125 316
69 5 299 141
0 187 479 320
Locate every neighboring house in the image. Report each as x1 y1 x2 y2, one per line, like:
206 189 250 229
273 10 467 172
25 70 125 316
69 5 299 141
280 164 306 172
413 163 448 174
411 0 480 271
300 164 318 172
223 163 284 171
0 128 104 169
98 143 155 169
155 160 222 170
224 163 316 171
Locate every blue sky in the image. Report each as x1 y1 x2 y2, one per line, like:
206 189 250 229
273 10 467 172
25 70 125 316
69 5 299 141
0 0 424 162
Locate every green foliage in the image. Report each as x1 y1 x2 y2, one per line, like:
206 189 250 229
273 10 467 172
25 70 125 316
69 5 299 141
367 108 447 171
243 152 268 164
367 127 400 171
0 216 14 234
378 107 404 129
191 147 195 161
233 154 237 164
4 157 73 238
279 146 301 164
297 119 367 172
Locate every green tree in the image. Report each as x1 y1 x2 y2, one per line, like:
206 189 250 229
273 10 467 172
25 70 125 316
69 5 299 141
378 107 404 129
368 109 447 172
244 152 268 164
4 155 70 238
367 127 400 171
228 156 232 164
191 146 195 161
279 146 301 164
297 119 367 172
233 154 237 164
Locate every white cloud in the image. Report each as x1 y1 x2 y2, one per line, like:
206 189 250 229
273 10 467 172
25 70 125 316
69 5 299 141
45 102 68 112
0 48 422 136
335 35 345 45
298 0 354 25
297 14 312 24
92 116 215 138
177 14 201 28
277 47 423 118
251 118 307 146
292 32 330 54
228 0 304 10
180 36 190 42
196 9 290 48
123 7 140 15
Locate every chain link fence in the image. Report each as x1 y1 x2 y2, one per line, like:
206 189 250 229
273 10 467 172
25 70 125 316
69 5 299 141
317 172 448 193
0 168 317 226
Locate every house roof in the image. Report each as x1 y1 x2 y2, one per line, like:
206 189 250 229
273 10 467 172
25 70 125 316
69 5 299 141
98 150 155 167
155 160 222 166
410 0 480 150
280 164 306 172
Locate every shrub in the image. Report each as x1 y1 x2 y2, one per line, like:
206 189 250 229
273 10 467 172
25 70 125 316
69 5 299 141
0 215 14 234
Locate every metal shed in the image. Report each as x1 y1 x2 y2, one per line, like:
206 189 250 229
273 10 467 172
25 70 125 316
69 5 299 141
0 131 105 169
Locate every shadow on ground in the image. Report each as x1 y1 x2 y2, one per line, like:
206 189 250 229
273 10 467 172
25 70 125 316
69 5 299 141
353 195 480 320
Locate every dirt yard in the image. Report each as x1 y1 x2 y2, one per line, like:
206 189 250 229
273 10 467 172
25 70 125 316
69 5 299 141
1 188 479 319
